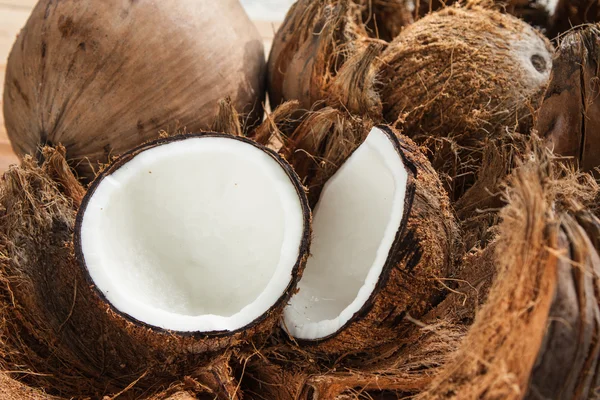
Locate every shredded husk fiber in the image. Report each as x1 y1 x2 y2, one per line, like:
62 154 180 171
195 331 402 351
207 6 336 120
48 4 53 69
0 143 305 399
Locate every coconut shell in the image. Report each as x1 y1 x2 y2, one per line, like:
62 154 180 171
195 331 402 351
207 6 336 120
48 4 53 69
379 5 553 200
537 25 600 175
0 138 309 398
3 0 266 180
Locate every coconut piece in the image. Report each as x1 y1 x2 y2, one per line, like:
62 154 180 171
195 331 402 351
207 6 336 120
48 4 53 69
3 0 266 180
0 137 309 398
379 5 553 200
537 25 600 174
282 125 459 353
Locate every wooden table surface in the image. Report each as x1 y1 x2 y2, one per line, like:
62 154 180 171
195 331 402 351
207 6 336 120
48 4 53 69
0 1 279 174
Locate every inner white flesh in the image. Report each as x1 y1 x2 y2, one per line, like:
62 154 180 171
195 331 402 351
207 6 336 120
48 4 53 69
80 137 304 332
283 127 409 340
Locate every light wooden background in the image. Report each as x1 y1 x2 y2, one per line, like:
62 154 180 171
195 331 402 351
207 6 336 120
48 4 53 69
0 0 280 174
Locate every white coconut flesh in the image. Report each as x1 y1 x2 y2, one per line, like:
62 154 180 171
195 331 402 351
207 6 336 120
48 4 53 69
283 127 409 340
79 136 305 333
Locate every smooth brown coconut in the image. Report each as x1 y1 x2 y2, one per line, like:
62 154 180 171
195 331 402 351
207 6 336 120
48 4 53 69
0 135 310 399
537 25 600 174
379 5 553 199
3 0 266 180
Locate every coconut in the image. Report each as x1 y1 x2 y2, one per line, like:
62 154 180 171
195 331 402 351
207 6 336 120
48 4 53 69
0 135 310 398
269 2 554 201
279 124 460 354
3 0 266 181
378 5 553 199
537 25 600 174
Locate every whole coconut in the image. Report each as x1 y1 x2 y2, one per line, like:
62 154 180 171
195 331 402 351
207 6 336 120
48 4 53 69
379 5 553 198
3 0 266 180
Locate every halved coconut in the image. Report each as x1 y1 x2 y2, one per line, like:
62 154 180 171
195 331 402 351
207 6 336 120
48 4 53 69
283 126 458 353
0 136 309 398
75 133 310 335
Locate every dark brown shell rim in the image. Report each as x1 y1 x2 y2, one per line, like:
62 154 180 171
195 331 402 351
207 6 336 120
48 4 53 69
74 132 311 339
288 125 418 346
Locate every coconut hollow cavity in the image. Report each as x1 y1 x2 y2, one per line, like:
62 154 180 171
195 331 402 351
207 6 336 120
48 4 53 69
283 126 459 353
75 133 310 334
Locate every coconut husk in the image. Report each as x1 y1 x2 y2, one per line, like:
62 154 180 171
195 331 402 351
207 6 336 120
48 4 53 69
0 145 296 399
537 25 600 175
267 0 371 110
379 5 553 200
326 42 385 120
415 142 600 399
454 131 531 250
251 100 302 149
240 318 466 399
357 0 414 40
3 0 266 181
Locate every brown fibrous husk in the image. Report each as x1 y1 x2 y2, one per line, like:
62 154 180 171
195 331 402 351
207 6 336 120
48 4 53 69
267 0 393 111
416 143 600 399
